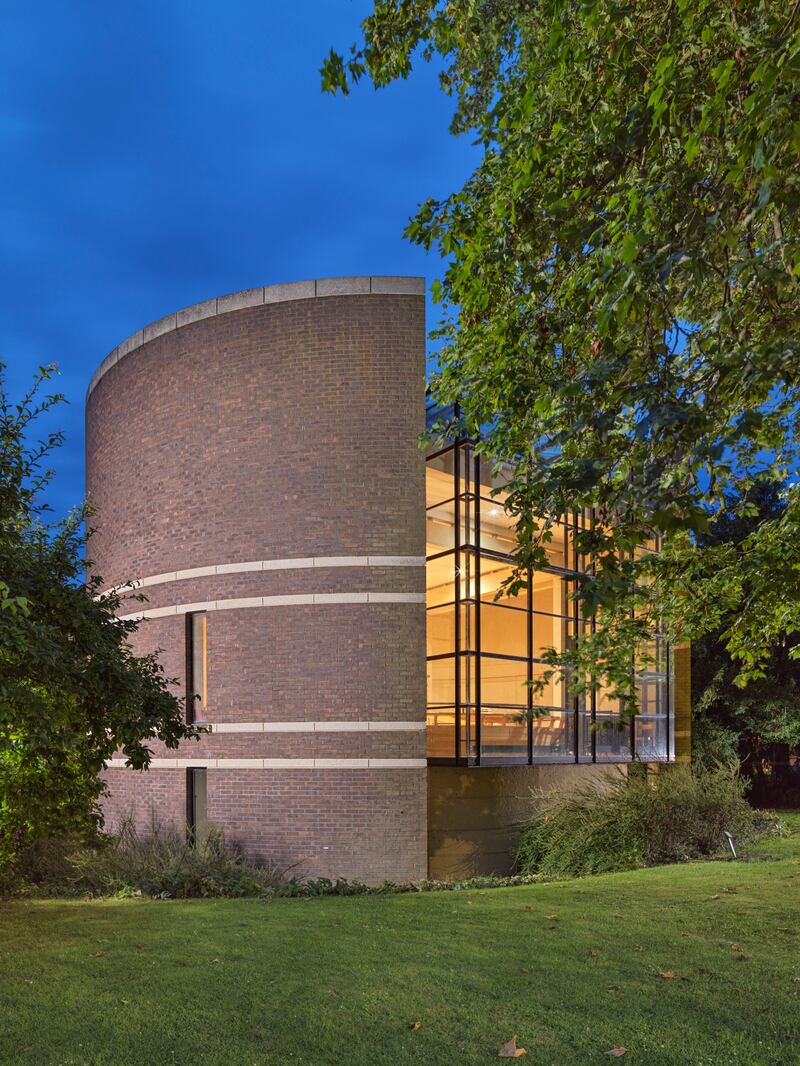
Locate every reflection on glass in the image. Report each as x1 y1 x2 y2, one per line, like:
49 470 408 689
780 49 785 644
533 710 576 760
480 708 528 762
595 711 632 760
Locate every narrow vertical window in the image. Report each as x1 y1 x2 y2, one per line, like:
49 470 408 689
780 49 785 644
186 611 208 723
186 767 207 843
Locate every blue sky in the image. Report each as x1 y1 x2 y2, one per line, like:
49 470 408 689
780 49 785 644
2 2 474 518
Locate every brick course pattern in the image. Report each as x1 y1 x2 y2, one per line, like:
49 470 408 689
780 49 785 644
86 277 428 884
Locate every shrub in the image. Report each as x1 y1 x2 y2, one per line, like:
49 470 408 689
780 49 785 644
515 763 780 879
63 817 284 898
273 872 542 898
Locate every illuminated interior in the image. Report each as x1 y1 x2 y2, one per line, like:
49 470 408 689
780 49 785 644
426 441 673 765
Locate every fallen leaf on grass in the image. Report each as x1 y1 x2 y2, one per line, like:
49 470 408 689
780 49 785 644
523 906 532 913
730 944 743 952
587 949 599 957
634 945 642 953
657 971 678 979
407 1022 422 1032
696 968 712 975
520 968 529 975
499 1036 527 1058
777 927 793 933
735 954 749 961
679 931 691 938
606 1048 627 1058
90 951 106 958
545 914 560 921
710 894 723 900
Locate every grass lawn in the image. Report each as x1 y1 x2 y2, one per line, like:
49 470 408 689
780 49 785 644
2 817 799 1066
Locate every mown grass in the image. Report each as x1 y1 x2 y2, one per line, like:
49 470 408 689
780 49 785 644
1 814 799 1066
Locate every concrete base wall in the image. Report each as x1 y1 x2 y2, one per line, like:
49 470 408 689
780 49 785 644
427 763 627 879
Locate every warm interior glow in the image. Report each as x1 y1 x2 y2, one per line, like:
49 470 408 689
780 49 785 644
425 445 671 763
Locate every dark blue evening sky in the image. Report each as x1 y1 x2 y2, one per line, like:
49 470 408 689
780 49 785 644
2 2 474 519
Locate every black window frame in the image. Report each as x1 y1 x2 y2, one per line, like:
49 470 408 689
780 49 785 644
425 436 673 767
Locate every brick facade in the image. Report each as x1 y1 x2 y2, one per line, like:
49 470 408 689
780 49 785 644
88 278 428 884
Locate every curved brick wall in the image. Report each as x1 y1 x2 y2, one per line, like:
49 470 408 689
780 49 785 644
86 276 428 883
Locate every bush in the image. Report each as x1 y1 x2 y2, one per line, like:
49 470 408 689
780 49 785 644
60 818 284 899
515 763 780 879
273 872 542 898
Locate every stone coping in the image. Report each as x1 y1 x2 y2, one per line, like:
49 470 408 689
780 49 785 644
87 275 425 399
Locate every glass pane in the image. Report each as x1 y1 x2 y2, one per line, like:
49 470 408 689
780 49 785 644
533 709 576 760
427 655 456 707
480 708 528 762
636 675 667 715
427 498 456 554
426 551 455 607
481 564 529 610
542 522 569 569
427 706 456 759
475 453 513 496
635 714 668 760
595 711 632 760
477 655 529 706
532 662 568 709
426 449 455 507
478 601 528 658
532 571 569 617
426 603 455 657
479 496 518 554
532 611 573 658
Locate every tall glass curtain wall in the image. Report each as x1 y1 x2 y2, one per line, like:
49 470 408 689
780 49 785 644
425 441 673 765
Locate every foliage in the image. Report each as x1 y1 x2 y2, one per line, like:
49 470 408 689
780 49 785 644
514 764 778 878
691 480 800 769
0 363 193 874
323 1 800 706
273 871 542 897
61 818 284 899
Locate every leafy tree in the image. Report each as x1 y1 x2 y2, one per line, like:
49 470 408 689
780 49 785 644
692 480 800 798
323 0 800 705
0 364 193 874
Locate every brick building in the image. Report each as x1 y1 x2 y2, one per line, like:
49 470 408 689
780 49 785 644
86 276 689 884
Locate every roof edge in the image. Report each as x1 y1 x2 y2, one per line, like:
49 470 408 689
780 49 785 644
86 275 425 399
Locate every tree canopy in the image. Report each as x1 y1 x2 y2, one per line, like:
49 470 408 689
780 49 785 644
0 365 192 872
324 0 800 704
691 481 800 794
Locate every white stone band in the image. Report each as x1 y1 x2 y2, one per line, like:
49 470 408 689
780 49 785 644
118 591 426 622
209 721 425 733
99 554 425 598
105 758 428 770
